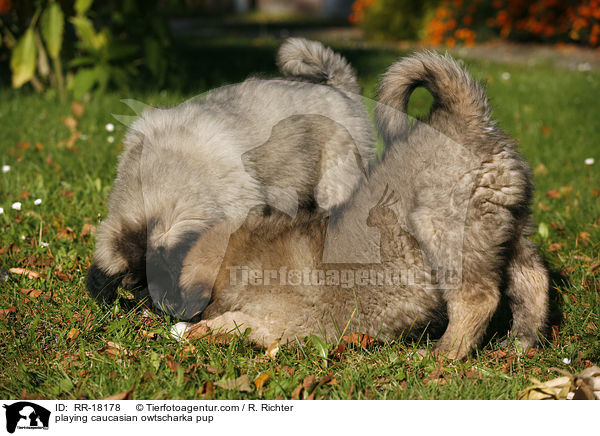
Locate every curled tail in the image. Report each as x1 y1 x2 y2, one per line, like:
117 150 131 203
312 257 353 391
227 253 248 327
375 51 491 144
277 38 360 95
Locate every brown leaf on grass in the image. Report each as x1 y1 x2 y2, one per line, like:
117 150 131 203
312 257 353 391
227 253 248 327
541 125 552 136
424 368 447 385
550 222 565 231
215 374 253 392
101 341 132 361
534 163 547 176
71 102 85 118
589 261 600 274
291 383 303 400
9 268 42 280
537 202 550 211
577 232 591 246
0 307 17 320
183 322 211 340
19 191 30 200
527 348 539 358
205 364 218 374
547 242 563 252
342 332 375 348
56 227 75 241
330 343 346 360
302 375 317 392
20 288 43 298
551 325 560 346
486 349 509 359
593 188 600 198
166 355 180 372
104 388 134 400
67 328 80 342
55 270 72 281
80 223 96 237
61 116 78 131
266 339 280 359
254 373 270 391
587 322 598 333
60 190 74 199
546 189 561 199
35 142 44 151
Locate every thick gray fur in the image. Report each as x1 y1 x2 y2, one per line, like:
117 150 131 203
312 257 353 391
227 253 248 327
88 38 375 319
194 51 549 359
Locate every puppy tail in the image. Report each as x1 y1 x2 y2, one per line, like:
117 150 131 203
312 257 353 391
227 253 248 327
276 38 360 95
375 50 491 144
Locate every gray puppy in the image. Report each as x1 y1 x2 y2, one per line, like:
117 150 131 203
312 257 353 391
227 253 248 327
87 38 375 320
186 51 549 359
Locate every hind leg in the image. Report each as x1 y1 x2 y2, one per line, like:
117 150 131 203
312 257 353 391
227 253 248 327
504 234 549 347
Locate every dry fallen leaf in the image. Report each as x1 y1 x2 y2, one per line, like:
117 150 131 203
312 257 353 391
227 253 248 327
166 355 180 372
577 231 591 246
20 288 43 298
9 268 42 280
0 307 17 320
215 374 253 392
342 332 376 348
534 163 547 176
254 373 270 391
67 328 80 342
183 322 211 340
541 125 552 136
71 102 85 118
546 189 561 199
55 271 72 281
61 116 78 131
518 376 572 400
547 243 564 252
101 341 132 362
266 339 280 359
103 388 133 400
518 366 600 400
80 223 96 237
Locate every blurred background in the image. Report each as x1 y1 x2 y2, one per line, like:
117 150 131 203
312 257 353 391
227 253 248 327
0 0 598 97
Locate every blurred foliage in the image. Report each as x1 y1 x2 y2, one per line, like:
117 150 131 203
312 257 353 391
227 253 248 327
0 0 173 97
349 0 434 40
424 0 600 47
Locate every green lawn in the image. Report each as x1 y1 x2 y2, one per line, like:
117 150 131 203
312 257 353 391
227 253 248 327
0 39 599 399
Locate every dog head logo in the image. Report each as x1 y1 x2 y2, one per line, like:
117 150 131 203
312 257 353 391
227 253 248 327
3 402 50 434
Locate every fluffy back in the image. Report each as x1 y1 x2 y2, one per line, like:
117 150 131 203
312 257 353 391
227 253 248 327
276 38 361 95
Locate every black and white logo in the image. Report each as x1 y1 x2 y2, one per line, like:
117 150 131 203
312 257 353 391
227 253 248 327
3 402 50 434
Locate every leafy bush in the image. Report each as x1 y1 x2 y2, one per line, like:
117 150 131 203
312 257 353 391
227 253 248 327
350 0 434 40
424 0 600 47
0 0 172 98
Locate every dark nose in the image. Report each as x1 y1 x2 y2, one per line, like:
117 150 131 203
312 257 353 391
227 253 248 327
146 234 209 320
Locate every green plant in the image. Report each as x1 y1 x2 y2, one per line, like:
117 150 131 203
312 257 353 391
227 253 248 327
350 0 433 40
3 0 172 98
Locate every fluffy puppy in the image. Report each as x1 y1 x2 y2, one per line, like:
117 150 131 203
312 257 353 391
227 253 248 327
87 38 375 320
183 51 548 359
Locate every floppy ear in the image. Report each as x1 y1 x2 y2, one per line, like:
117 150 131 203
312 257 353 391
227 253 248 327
86 263 122 304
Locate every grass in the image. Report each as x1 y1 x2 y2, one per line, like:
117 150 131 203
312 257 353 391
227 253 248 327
0 38 599 400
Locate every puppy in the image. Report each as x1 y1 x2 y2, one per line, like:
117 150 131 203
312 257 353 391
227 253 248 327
87 38 375 320
184 51 549 359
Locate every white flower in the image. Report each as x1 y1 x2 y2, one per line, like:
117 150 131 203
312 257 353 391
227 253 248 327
40 242 50 248
563 358 571 364
577 62 591 72
20 235 26 240
585 158 595 165
107 136 115 143
2 165 10 173
105 123 115 132
0 207 3 214
34 198 42 206
501 72 511 81
11 202 21 211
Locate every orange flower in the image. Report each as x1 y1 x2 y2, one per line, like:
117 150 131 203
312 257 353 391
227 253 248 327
0 0 11 14
445 36 456 47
